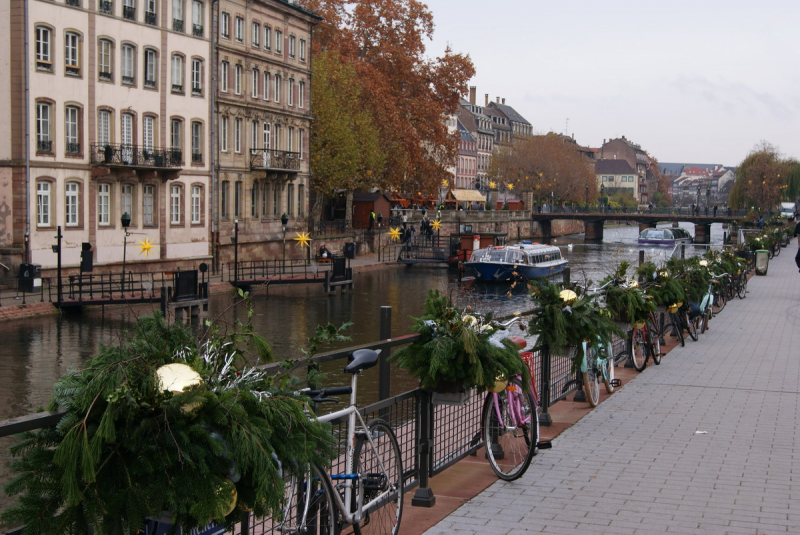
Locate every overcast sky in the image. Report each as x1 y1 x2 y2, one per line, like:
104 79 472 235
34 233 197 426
421 0 800 167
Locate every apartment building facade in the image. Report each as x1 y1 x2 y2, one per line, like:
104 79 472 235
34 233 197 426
1 0 212 273
213 0 320 265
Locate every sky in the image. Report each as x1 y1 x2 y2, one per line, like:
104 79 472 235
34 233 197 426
420 0 800 167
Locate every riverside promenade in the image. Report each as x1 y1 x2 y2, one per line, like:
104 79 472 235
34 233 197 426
424 245 800 534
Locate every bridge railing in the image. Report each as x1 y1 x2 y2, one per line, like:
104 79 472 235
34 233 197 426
226 259 332 282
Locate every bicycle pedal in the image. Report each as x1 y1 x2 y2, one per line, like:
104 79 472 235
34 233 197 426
657 353 665 358
362 473 387 491
610 379 622 387
536 440 552 450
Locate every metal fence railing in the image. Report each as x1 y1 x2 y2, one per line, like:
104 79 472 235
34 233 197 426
226 259 332 283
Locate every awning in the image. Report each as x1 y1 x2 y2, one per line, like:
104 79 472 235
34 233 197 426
447 190 486 203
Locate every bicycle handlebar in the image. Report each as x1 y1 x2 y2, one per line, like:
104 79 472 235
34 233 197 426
300 386 353 403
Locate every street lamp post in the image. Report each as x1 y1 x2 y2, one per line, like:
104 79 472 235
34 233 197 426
696 185 701 214
585 182 589 211
600 184 605 213
120 213 131 294
281 213 288 274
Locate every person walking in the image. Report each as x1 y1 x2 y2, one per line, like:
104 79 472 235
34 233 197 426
368 210 375 231
713 205 718 216
401 211 408 229
794 219 800 272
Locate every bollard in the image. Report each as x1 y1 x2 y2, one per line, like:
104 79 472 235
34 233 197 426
411 390 436 507
539 347 553 426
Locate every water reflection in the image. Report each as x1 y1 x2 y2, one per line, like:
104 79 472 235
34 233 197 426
0 222 727 420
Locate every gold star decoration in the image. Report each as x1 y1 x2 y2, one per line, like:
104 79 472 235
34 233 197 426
136 237 157 257
432 219 441 231
442 179 449 187
507 183 514 190
293 232 312 248
389 227 402 241
489 181 497 189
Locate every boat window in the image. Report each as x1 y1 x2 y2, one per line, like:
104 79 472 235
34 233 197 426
664 229 674 239
488 249 507 262
507 250 523 264
644 229 664 239
471 249 486 261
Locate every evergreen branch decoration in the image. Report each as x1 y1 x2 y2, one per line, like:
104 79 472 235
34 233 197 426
389 290 529 392
2 312 335 535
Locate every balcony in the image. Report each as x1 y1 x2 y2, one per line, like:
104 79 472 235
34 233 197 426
123 5 135 20
66 142 81 155
90 143 183 169
145 10 157 25
98 0 112 13
191 152 203 164
249 149 301 172
37 140 53 153
66 0 81 6
173 18 184 32
192 24 203 37
172 83 183 93
99 70 113 82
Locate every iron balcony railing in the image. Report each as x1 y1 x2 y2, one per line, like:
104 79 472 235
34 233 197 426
98 0 112 13
173 18 184 32
90 143 182 168
37 140 52 153
193 24 204 37
123 5 135 19
145 10 157 25
249 148 301 171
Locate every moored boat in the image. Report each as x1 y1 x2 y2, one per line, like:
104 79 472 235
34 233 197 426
464 242 567 282
638 227 693 245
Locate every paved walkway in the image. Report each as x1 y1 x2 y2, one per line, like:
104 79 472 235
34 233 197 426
424 245 800 534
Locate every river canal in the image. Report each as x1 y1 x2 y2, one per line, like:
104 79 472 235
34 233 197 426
0 222 728 422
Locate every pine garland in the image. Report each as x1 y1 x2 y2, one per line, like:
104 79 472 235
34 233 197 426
2 313 335 535
390 290 529 392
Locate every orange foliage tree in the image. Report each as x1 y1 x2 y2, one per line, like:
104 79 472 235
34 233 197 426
489 133 596 206
302 0 475 210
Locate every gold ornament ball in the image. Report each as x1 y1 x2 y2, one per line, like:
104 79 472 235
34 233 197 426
216 478 238 517
559 289 578 304
699 259 709 267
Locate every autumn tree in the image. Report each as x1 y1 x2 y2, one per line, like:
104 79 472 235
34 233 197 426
303 0 475 210
309 49 385 227
489 133 597 206
729 142 785 211
648 158 672 207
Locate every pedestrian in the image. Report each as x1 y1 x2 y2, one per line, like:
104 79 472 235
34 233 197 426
691 203 696 216
401 211 408 229
713 205 718 217
704 205 708 215
794 219 800 272
368 210 375 231
377 212 383 228
758 216 764 229
648 202 653 213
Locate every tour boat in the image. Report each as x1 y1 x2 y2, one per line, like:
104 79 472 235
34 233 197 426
637 227 693 245
463 242 568 281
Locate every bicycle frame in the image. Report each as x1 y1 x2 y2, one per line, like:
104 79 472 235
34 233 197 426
580 336 613 376
315 371 395 526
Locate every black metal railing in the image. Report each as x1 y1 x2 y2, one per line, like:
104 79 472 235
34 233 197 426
90 143 182 168
37 140 52 153
122 75 134 84
122 5 135 19
144 78 156 89
227 259 331 283
66 65 80 76
145 10 156 25
99 70 113 81
172 18 184 32
312 220 350 235
65 142 80 155
191 84 202 95
98 0 112 12
66 0 81 6
191 152 202 164
192 24 203 37
171 83 183 93
249 148 301 171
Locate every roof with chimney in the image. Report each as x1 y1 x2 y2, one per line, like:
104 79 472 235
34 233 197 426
488 101 531 126
596 159 636 175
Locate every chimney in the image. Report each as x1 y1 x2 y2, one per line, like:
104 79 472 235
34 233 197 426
469 86 476 105
485 93 489 105
502 98 505 105
496 96 500 103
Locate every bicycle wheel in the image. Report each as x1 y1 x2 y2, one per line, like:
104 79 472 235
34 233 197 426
668 312 685 347
630 327 648 372
601 345 615 394
647 325 662 365
582 347 600 407
350 419 403 535
482 377 538 481
713 286 727 315
684 310 699 341
281 464 339 535
737 272 747 299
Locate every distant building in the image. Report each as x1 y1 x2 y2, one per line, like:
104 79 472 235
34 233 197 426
661 163 735 207
595 159 638 200
598 137 652 205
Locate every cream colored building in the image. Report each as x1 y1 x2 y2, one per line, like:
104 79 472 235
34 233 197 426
0 0 212 275
213 0 320 266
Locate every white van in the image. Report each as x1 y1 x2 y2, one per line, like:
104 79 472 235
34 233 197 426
780 202 796 220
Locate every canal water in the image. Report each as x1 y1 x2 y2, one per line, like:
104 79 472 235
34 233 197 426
0 222 728 422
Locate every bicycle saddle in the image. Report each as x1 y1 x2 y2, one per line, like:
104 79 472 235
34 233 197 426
344 349 381 374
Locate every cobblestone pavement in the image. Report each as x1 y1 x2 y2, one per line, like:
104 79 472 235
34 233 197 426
425 244 800 534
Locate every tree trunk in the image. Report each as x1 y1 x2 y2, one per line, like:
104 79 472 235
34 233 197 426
345 190 354 230
310 191 326 232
